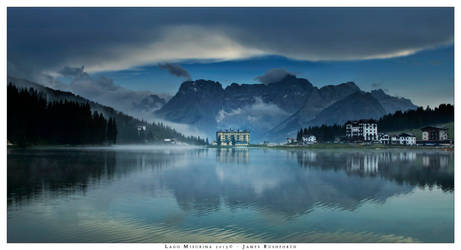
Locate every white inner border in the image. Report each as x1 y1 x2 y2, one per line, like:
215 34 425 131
0 1 457 249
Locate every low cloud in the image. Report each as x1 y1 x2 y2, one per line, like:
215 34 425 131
216 97 290 131
255 68 296 85
59 65 86 77
158 63 192 80
158 119 209 139
40 66 168 123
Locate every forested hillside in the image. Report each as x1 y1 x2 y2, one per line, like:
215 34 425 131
296 104 454 142
8 85 117 146
7 83 207 146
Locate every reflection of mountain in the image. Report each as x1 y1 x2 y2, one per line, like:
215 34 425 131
160 149 452 217
160 156 413 217
161 153 441 217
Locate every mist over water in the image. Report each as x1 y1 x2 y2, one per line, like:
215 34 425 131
7 147 453 243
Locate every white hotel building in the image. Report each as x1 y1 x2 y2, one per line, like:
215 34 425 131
345 119 378 142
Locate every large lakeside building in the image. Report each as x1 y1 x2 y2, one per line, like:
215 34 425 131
421 126 448 141
345 119 378 142
216 129 250 146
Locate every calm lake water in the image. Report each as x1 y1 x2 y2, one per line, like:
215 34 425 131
7 146 454 243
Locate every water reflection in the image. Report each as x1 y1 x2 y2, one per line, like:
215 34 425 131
293 150 453 192
7 148 204 205
159 154 414 217
216 148 249 164
8 148 454 212
7 147 454 242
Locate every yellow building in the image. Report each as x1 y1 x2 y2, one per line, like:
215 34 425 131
216 129 250 146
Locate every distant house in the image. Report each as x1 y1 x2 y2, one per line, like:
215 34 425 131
163 138 176 144
216 129 250 146
379 133 415 145
378 133 390 144
390 134 400 144
398 133 416 145
287 138 297 144
302 135 317 144
421 127 448 141
137 125 147 136
345 119 378 142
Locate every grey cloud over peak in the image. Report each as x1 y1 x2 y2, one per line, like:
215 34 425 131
158 63 191 80
256 68 295 85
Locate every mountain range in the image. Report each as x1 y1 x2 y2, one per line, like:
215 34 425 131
8 75 418 143
156 75 417 142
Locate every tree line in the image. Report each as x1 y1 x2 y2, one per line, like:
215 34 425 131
8 83 207 146
296 104 454 143
377 104 453 132
8 84 117 146
135 121 207 145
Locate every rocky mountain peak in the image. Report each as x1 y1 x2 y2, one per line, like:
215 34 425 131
370 89 387 95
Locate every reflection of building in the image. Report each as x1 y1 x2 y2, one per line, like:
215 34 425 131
363 155 379 173
345 120 378 142
399 152 416 161
346 154 379 174
216 148 249 164
421 127 448 141
422 156 430 167
295 151 317 164
440 156 449 168
216 129 250 146
421 153 450 168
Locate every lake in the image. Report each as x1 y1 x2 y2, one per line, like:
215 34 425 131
7 146 454 243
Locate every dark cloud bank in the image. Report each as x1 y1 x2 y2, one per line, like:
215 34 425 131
7 8 454 79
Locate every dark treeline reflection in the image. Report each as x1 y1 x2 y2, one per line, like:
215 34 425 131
8 150 116 205
292 150 454 192
7 148 207 205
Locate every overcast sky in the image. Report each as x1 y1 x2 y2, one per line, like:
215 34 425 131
7 7 454 107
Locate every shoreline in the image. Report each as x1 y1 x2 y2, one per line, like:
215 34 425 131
8 143 454 151
209 143 454 151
